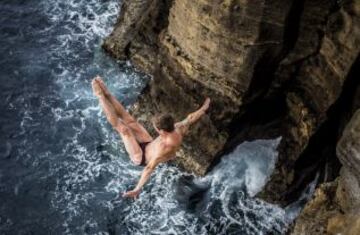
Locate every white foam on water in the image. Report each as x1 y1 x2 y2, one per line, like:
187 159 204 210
204 138 281 197
97 138 287 234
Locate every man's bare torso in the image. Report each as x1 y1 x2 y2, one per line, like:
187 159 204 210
144 127 183 164
92 76 210 198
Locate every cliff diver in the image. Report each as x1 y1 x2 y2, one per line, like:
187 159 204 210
92 76 211 199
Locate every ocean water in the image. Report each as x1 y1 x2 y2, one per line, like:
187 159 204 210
0 0 293 234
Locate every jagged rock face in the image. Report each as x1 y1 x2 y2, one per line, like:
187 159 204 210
104 0 296 175
291 181 360 235
260 0 360 203
102 0 157 60
103 0 360 198
164 0 293 104
336 110 360 212
292 110 360 235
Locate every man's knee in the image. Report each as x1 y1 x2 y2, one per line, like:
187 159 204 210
116 123 131 135
108 117 119 128
131 152 143 165
124 116 136 125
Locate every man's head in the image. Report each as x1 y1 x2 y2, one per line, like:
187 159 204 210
154 114 175 132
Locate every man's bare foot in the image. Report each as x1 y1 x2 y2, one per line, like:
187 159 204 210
92 79 104 98
95 76 111 97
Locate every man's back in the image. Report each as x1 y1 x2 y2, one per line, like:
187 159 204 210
144 128 183 164
122 97 210 198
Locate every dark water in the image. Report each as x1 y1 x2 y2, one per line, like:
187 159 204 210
0 0 296 234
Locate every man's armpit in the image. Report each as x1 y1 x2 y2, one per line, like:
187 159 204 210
177 118 190 127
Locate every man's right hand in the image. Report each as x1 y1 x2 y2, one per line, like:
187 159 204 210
122 189 141 199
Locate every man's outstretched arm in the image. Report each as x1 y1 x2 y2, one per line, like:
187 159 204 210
122 157 165 199
175 97 211 135
186 97 210 124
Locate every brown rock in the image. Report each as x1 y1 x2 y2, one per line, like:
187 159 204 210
103 0 295 175
102 0 360 203
336 110 360 212
327 215 360 235
102 0 159 60
261 0 360 203
292 110 360 235
291 181 340 235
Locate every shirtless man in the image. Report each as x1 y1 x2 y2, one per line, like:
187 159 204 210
92 76 210 199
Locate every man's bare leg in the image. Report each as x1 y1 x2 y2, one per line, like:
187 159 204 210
92 80 143 165
95 76 132 121
95 76 153 143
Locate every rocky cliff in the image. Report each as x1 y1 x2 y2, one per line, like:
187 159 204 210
103 0 360 212
292 109 360 235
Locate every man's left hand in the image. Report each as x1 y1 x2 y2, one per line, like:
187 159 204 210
122 189 140 199
202 97 211 111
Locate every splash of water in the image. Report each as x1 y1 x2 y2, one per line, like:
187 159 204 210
104 138 288 235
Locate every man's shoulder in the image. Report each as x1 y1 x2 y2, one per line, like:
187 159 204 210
175 118 189 127
174 124 188 137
